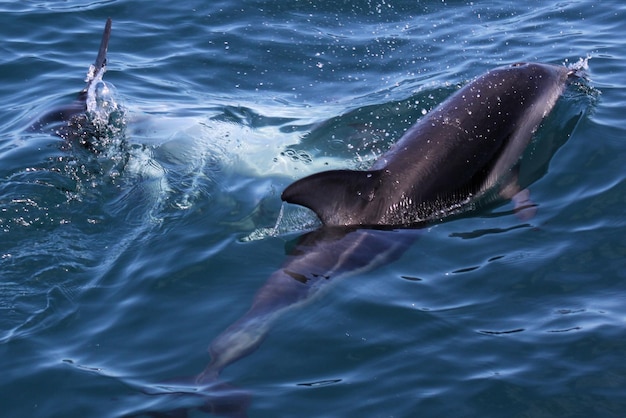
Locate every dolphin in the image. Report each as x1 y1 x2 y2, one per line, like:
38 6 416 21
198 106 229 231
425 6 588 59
28 18 112 143
131 62 586 417
205 62 582 374
282 62 581 226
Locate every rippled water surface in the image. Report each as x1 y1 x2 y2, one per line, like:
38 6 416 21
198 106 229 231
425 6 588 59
1 1 625 417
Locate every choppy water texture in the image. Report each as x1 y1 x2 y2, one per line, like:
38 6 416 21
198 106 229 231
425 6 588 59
1 1 625 417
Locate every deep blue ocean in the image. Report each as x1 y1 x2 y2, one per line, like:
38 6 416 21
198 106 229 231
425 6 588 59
1 1 625 417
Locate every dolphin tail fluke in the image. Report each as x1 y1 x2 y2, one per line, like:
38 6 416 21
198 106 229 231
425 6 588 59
94 18 112 71
281 169 384 226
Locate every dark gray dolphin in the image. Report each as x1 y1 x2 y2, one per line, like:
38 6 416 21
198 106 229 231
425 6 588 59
28 18 112 138
142 62 587 417
282 62 580 227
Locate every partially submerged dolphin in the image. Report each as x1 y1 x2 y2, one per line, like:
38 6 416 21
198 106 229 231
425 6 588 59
28 18 113 144
283 62 580 226
181 62 587 417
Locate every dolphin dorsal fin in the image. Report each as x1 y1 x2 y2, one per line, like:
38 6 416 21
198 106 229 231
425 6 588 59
94 18 112 71
281 169 384 226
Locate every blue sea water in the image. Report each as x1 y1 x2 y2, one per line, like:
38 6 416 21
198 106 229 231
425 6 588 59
1 1 625 417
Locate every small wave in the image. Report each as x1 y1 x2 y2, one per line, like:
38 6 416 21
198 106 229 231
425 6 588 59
241 203 321 242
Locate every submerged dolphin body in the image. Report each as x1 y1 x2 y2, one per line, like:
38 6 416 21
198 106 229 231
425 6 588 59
28 18 113 143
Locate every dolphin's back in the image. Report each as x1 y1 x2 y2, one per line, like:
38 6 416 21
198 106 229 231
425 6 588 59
283 62 574 227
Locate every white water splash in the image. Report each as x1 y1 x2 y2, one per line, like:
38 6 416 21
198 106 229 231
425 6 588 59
85 63 121 129
565 56 590 75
